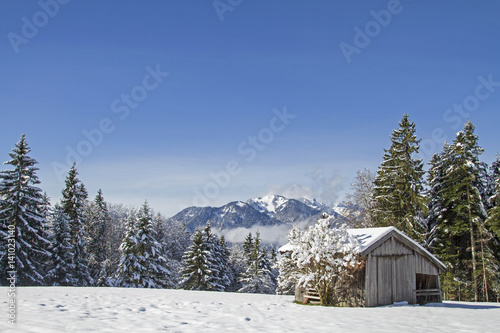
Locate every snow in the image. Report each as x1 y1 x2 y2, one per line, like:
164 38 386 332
346 227 393 252
1 287 499 332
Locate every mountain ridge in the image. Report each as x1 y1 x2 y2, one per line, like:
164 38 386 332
168 194 339 233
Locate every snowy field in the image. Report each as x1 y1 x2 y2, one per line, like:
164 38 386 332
1 287 499 333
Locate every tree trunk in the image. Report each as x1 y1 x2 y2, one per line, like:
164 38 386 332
467 187 479 302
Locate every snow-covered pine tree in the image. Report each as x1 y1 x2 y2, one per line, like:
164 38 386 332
238 232 276 294
243 232 253 258
226 243 246 292
115 210 139 287
47 204 75 286
484 156 500 301
202 223 229 291
487 156 500 239
60 163 93 286
0 134 51 286
436 121 491 302
372 114 427 242
288 215 362 306
162 218 190 262
217 235 231 290
103 203 129 286
181 228 212 290
117 202 173 288
276 225 300 295
85 189 112 285
426 144 453 250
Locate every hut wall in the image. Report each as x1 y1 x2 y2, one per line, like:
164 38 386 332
365 236 418 307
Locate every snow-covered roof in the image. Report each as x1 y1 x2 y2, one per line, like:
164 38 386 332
346 227 395 252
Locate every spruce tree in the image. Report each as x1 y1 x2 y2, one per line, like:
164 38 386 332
86 189 111 285
434 121 493 301
373 114 427 242
0 134 51 286
60 163 93 286
115 211 139 287
116 202 173 288
181 228 212 290
47 204 74 286
426 144 452 250
180 222 229 291
203 223 229 291
487 157 500 238
226 243 247 292
239 232 276 294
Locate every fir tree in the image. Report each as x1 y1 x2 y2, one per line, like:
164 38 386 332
115 211 139 287
226 243 247 292
181 222 229 291
0 134 51 286
238 232 277 294
487 156 500 238
47 204 74 286
85 189 111 285
433 121 494 302
181 228 212 290
277 225 300 295
426 144 452 250
60 163 93 286
116 202 173 288
243 232 253 258
373 114 427 242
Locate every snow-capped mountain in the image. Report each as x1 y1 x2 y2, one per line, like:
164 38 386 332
168 194 338 233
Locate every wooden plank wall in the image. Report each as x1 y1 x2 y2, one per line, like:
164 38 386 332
365 236 424 306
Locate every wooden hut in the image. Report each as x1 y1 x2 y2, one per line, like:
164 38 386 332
285 227 446 307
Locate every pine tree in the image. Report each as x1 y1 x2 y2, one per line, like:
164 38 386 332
426 144 452 250
181 228 212 290
434 121 493 302
487 157 500 238
238 232 277 294
485 156 500 301
226 243 247 292
115 211 139 287
0 134 51 286
85 189 111 285
373 114 427 242
180 222 229 291
116 202 173 288
243 232 253 258
277 225 300 295
60 163 93 286
47 204 74 286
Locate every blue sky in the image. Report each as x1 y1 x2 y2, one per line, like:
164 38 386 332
1 0 499 216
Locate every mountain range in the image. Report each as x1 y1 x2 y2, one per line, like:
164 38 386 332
167 194 340 233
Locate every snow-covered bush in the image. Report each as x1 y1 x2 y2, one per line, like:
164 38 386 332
280 215 362 306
